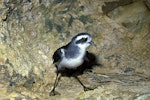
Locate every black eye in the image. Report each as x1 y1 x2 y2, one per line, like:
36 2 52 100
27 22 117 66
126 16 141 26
81 38 87 42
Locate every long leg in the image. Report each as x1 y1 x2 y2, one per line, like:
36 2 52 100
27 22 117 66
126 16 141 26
74 75 95 91
49 71 61 96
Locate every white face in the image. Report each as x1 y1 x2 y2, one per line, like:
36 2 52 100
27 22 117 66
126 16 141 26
74 35 92 50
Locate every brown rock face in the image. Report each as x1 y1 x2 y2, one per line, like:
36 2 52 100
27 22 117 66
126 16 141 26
0 0 150 99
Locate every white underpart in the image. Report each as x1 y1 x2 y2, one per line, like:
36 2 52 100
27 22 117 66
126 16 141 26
58 48 86 70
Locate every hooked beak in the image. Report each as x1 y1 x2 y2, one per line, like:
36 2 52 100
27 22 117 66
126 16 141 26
89 41 96 47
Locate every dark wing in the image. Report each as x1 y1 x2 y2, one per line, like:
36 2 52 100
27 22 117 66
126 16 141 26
52 43 70 63
52 48 62 63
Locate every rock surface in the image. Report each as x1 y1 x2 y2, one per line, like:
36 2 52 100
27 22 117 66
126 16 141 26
0 0 150 99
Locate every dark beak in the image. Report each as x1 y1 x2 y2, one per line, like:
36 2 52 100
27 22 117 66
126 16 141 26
89 41 96 47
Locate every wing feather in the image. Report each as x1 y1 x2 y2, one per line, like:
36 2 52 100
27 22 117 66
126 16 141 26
53 48 62 63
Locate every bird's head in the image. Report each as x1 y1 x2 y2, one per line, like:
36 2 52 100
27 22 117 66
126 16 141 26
71 33 96 49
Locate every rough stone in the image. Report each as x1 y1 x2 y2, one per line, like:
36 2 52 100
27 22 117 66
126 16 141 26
0 0 150 99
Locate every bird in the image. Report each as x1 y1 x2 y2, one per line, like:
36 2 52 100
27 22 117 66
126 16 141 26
49 32 96 96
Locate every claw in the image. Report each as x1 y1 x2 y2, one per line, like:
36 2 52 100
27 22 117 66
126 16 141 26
49 90 61 96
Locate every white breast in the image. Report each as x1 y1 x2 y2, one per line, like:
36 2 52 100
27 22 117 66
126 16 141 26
61 57 83 68
58 49 86 70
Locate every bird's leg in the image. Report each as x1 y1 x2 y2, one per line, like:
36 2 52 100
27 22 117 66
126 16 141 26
73 75 95 91
49 72 61 96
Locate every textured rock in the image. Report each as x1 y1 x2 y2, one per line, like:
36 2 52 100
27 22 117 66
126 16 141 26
0 0 150 99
